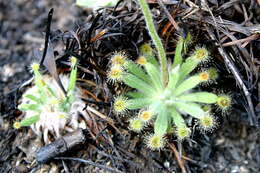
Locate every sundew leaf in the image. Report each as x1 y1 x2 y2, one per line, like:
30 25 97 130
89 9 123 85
172 38 184 68
33 69 44 89
67 63 77 96
24 94 41 103
149 100 163 114
174 75 200 96
170 107 186 128
179 56 199 82
125 61 151 83
123 73 155 95
146 55 160 69
127 98 152 110
33 69 47 99
154 111 168 136
144 63 163 90
59 101 71 112
126 92 146 99
18 104 40 112
20 115 40 127
178 92 218 104
183 32 192 53
46 85 57 98
167 65 180 91
31 66 49 103
173 102 204 119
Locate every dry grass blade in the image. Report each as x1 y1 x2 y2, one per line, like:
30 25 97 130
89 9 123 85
157 0 180 32
54 157 124 173
222 33 260 47
206 27 259 129
169 143 187 173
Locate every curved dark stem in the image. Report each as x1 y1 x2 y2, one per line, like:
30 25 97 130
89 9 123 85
112 0 124 15
82 98 110 109
87 13 102 45
40 8 54 66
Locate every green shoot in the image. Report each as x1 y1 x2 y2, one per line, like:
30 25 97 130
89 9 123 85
14 57 80 130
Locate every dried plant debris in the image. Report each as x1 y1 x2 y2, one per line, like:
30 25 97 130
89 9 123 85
1 0 260 173
36 129 86 163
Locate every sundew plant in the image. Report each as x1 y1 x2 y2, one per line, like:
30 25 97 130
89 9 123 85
14 57 88 143
107 0 231 150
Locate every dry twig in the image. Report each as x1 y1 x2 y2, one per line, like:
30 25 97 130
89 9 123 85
206 27 259 128
169 143 187 173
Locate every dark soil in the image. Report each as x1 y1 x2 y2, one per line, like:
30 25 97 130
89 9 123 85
0 0 259 173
